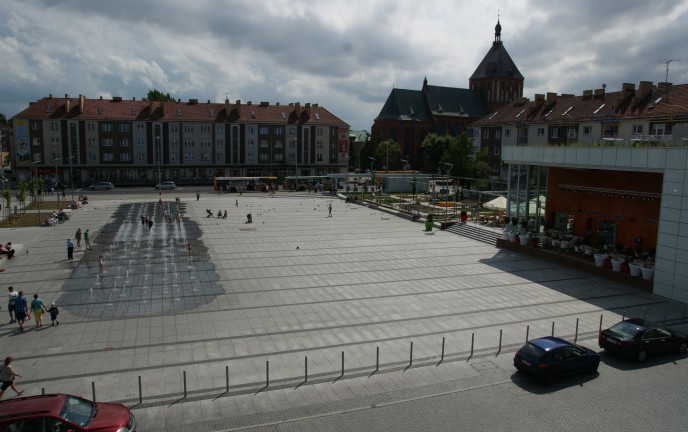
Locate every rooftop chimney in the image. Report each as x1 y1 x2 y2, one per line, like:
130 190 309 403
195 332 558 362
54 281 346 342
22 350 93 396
65 94 71 113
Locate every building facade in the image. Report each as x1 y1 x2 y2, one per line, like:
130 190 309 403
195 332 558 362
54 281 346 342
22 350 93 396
371 20 523 173
11 95 349 185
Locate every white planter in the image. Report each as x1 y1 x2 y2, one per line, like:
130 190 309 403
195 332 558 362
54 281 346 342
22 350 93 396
628 263 641 277
520 234 530 246
594 253 608 267
641 266 654 280
502 230 510 240
611 258 624 272
508 232 517 243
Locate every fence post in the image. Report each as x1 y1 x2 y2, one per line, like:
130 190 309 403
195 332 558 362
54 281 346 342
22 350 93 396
375 346 379 372
599 314 603 333
183 371 187 398
525 325 530 342
574 318 579 342
470 333 475 358
138 376 142 404
226 365 229 393
41 388 45 395
409 342 413 368
441 337 445 363
91 381 96 402
551 321 555 336
266 361 270 387
305 356 308 382
498 329 502 355
622 311 626 321
341 351 345 377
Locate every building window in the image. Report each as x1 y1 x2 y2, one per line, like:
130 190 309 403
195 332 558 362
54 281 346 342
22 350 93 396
550 128 559 139
216 139 224 148
568 127 577 139
259 140 269 148
50 122 59 131
536 127 545 136
201 153 210 161
289 127 296 135
317 153 323 161
171 140 178 147
288 153 295 161
184 153 194 161
88 138 96 147
216 125 224 134
170 124 179 133
275 153 284 161
137 138 144 147
120 138 130 147
651 124 665 135
259 153 270 162
102 138 113 147
330 154 337 161
605 125 619 137
102 123 112 132
170 154 177 162
184 140 194 147
103 153 114 161
248 126 254 134
317 128 323 136
120 153 131 161
259 126 269 134
88 153 96 161
183 125 194 133
274 127 283 134
51 137 60 146
87 123 96 132
494 129 501 139
136 124 145 132
33 152 42 161
200 125 211 133
632 124 643 134
482 129 489 138
493 146 501 155
119 124 130 133
137 154 145 161
248 140 255 148
504 128 511 137
216 152 224 160
317 142 324 149
583 126 591 135
274 140 283 148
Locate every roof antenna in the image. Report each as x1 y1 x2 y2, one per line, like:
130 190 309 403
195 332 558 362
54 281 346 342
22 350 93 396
662 59 679 99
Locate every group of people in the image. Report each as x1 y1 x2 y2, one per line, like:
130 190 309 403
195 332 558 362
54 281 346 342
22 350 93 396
7 286 59 332
67 228 90 260
0 242 15 260
44 209 70 226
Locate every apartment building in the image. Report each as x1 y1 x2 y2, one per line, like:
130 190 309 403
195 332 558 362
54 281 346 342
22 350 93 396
11 95 349 185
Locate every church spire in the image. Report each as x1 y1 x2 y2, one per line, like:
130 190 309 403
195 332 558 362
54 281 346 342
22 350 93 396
494 17 502 44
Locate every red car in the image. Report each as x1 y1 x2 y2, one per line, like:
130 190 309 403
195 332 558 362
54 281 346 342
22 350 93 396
0 393 136 431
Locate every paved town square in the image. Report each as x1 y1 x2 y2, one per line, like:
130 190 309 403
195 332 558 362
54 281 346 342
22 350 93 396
1 189 686 431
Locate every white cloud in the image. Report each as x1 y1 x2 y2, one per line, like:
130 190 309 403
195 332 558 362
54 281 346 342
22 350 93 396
0 0 687 131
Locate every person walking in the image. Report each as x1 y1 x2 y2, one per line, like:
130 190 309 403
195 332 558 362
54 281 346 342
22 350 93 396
66 238 74 260
84 229 91 250
30 294 47 328
14 291 28 332
48 302 59 326
0 356 23 400
328 203 333 217
75 228 83 248
187 243 192 257
7 286 18 324
99 255 104 273
196 191 200 201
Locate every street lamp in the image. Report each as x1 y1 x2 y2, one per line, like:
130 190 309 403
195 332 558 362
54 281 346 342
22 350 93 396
368 157 375 194
443 163 453 219
400 159 408 206
155 135 161 198
293 137 298 191
66 155 75 201
345 155 351 194
53 157 61 210
31 160 41 225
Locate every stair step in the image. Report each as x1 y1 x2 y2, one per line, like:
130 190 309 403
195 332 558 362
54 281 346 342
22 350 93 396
446 223 501 245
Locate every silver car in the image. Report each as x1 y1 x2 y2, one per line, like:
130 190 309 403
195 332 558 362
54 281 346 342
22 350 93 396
155 181 176 190
88 182 114 191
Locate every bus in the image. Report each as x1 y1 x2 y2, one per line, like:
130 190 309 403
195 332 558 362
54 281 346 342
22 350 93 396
213 176 278 192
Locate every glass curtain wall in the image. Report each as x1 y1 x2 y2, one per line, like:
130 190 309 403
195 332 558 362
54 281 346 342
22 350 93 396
507 164 547 232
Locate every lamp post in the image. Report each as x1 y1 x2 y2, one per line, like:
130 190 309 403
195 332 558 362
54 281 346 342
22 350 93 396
53 157 61 210
368 157 375 194
293 137 298 191
400 159 408 206
66 155 75 201
443 163 453 219
345 155 351 194
31 160 41 225
155 135 161 198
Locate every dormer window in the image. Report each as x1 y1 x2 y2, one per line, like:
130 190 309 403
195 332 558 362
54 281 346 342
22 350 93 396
488 112 498 120
593 103 606 114
515 109 526 118
562 106 573 115
177 108 183 116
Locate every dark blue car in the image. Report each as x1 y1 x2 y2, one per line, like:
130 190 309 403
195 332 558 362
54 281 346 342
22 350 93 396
514 336 601 384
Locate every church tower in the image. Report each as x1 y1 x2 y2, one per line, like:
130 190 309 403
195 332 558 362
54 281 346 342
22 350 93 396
469 19 524 111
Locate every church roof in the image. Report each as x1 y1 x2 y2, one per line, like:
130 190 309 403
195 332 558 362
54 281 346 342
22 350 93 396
470 20 523 81
375 88 432 122
425 85 487 118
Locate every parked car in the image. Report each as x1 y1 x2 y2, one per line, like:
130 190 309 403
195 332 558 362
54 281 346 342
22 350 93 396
599 318 688 362
88 182 114 191
0 393 136 431
514 336 600 384
155 181 176 190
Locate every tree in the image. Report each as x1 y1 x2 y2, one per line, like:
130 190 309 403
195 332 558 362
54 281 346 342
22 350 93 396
472 147 491 190
1 189 10 219
0 113 7 124
439 132 474 179
17 182 27 213
144 89 176 102
375 139 401 171
420 134 451 168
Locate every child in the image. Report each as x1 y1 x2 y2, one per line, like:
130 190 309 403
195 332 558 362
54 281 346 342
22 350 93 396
48 302 59 326
99 255 104 273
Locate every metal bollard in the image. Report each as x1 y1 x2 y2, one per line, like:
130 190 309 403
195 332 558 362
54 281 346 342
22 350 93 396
266 361 270 387
375 346 379 372
226 365 229 393
574 318 579 342
599 314 604 333
551 321 555 336
305 356 308 382
622 311 626 321
42 388 45 395
409 342 413 368
183 371 187 398
92 381 96 402
525 325 530 342
441 337 445 363
138 376 142 404
470 333 475 357
498 329 502 355
341 351 345 377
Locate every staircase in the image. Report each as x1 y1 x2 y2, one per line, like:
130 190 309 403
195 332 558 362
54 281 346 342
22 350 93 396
446 222 501 246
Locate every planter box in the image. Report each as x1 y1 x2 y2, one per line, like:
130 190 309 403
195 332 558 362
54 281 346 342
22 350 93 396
611 258 624 272
641 266 654 281
628 263 642 277
508 232 517 243
594 253 609 267
520 235 530 246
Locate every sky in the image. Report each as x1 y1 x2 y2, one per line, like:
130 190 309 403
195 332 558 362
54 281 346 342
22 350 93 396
1 0 688 132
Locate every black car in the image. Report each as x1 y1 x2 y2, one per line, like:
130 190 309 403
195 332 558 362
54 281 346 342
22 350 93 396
599 318 688 362
514 336 600 384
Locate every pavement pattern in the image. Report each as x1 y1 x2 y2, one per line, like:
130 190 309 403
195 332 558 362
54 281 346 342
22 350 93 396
0 189 686 432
